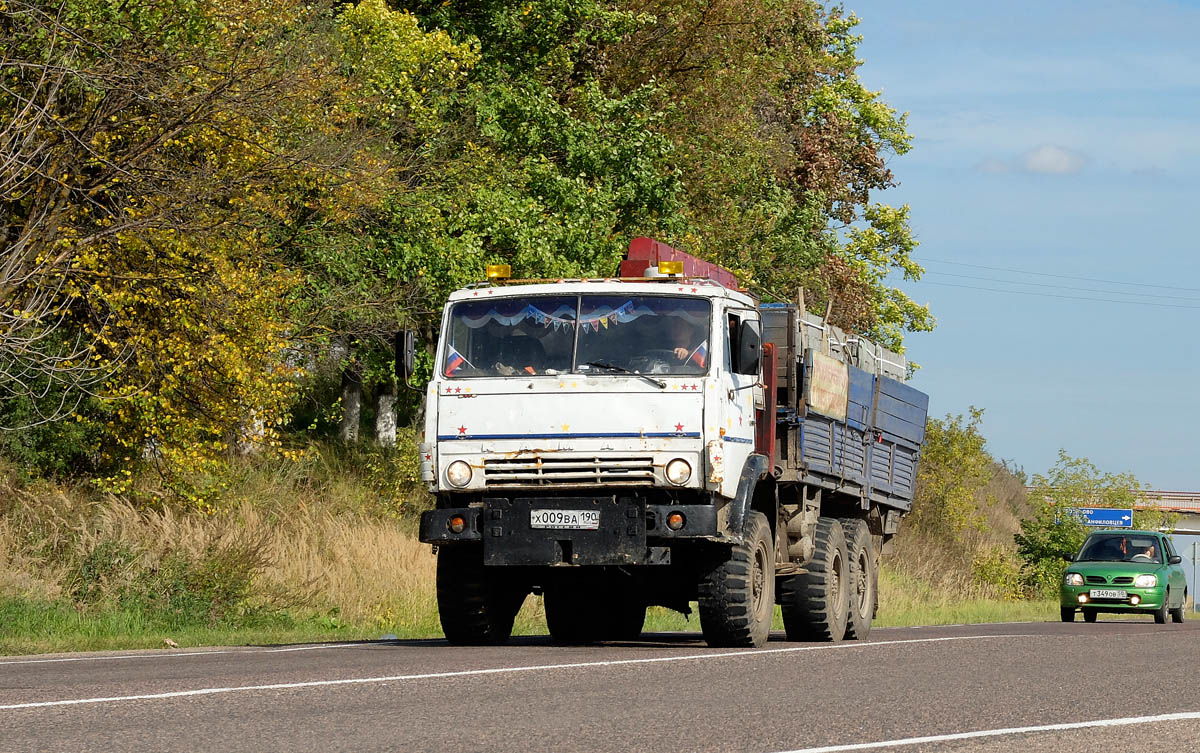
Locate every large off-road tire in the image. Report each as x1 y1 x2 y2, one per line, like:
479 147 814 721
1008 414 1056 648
607 598 647 641
697 511 775 648
839 518 876 641
1171 591 1186 624
544 585 646 643
781 517 848 642
436 546 524 645
1060 607 1075 622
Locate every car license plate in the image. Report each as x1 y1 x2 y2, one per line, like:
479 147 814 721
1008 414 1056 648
1089 589 1127 599
530 509 600 530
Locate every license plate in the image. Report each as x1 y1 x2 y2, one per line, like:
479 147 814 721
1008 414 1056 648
1089 589 1128 599
530 509 600 530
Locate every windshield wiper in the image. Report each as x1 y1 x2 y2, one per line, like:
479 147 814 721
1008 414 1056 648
583 361 666 389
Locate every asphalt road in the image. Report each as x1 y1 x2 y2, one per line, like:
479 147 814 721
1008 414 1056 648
2 619 1199 753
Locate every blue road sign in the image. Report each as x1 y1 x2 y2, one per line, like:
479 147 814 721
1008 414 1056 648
1067 507 1134 527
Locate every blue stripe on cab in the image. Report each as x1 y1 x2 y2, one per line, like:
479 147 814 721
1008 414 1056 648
436 431 703 441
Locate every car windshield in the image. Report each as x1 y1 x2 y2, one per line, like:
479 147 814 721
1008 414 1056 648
1076 534 1162 564
443 295 711 378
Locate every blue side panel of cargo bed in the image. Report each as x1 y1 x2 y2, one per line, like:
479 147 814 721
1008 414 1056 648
875 377 928 448
796 361 928 511
846 366 874 431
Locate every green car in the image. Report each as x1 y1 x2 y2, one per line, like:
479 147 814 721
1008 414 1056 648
1061 529 1189 623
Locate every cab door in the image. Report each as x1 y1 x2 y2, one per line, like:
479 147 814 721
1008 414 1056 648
713 307 762 499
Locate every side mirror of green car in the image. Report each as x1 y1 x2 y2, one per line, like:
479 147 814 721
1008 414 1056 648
1168 555 1182 565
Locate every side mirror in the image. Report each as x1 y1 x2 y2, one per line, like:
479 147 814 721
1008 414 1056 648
734 320 761 376
395 330 416 382
1062 553 1074 562
1169 555 1182 565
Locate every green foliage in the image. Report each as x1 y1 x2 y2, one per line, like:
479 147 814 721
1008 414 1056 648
5 0 934 493
1014 451 1151 598
970 546 1025 600
911 408 991 537
0 395 104 478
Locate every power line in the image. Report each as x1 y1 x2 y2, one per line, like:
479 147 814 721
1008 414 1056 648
911 280 1200 310
918 257 1200 293
924 270 1200 302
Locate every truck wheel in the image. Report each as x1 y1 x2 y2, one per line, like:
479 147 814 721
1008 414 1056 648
697 511 774 648
436 546 523 645
839 518 876 641
780 517 848 642
1170 591 1186 623
607 598 647 641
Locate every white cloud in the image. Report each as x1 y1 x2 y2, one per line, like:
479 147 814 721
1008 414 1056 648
1021 144 1087 174
974 159 1010 174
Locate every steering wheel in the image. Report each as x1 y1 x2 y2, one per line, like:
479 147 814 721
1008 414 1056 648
628 349 678 374
1130 553 1152 561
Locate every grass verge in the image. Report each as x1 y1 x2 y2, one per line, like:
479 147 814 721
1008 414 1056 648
1 565 1059 656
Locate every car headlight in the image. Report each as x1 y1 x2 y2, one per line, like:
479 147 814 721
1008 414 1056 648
1064 572 1084 586
445 460 473 488
665 458 692 486
1134 574 1158 588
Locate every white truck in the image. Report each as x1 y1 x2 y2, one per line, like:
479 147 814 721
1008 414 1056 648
406 238 928 647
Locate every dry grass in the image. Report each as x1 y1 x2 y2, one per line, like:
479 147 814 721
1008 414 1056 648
1 451 1052 653
886 463 1032 601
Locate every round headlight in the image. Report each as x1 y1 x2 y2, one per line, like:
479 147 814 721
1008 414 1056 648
446 460 473 488
666 458 692 486
1134 574 1157 588
1064 572 1084 586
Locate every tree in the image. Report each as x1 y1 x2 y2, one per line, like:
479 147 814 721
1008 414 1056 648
602 1 933 350
911 408 991 538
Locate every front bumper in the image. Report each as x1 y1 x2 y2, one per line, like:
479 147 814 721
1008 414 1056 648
419 496 720 566
1060 584 1166 611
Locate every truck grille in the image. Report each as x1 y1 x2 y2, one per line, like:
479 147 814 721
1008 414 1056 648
483 455 655 488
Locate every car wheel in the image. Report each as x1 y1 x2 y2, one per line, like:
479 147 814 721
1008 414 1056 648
1082 609 1097 623
1170 590 1186 623
1153 592 1169 624
1060 607 1075 622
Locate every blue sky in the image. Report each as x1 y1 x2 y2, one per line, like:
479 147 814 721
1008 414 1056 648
849 0 1200 489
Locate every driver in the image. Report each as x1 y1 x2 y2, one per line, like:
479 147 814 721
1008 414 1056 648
1132 542 1156 561
667 316 703 363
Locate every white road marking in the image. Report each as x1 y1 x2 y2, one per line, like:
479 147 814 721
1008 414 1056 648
0 635 1026 712
0 642 375 666
775 711 1200 752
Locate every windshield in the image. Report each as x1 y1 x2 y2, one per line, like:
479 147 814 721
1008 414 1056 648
1076 534 1162 564
443 294 711 378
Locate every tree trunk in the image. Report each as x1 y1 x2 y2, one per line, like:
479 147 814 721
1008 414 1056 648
339 367 362 444
376 388 397 447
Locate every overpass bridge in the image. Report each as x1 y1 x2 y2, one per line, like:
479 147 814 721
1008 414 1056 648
1133 490 1200 535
